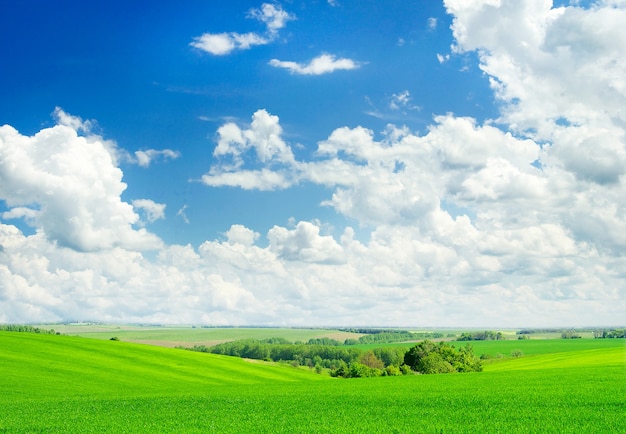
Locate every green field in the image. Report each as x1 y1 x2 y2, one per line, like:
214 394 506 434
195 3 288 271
41 324 364 347
1 331 624 433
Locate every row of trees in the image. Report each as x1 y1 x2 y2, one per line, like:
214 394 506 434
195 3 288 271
0 325 59 334
349 331 445 345
181 338 482 378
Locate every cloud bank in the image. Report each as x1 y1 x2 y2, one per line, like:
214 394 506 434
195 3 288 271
1 0 625 327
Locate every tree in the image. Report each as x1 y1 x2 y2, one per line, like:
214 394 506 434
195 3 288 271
404 340 482 374
404 340 437 372
358 351 384 370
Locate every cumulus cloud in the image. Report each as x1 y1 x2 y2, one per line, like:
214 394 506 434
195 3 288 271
202 109 296 190
445 0 626 184
190 3 294 55
269 54 361 75
0 110 162 252
267 221 345 264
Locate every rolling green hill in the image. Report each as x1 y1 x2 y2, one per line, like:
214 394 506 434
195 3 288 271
0 332 327 400
1 331 624 433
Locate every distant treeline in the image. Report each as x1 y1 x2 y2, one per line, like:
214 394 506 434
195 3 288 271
517 328 625 338
457 331 506 341
593 328 625 338
517 328 583 335
340 329 445 344
194 339 368 368
179 338 481 378
0 325 59 334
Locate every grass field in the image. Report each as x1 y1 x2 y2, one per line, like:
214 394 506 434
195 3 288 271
1 331 624 432
39 324 364 347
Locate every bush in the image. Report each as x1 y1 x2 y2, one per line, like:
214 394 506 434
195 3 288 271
384 365 401 376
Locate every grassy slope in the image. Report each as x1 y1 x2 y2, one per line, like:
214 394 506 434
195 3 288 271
1 332 624 433
0 332 329 401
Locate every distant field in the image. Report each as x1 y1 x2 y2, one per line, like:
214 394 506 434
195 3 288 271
450 336 625 357
1 331 624 432
40 324 365 347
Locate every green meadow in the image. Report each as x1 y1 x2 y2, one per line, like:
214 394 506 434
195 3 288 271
45 324 362 347
1 331 624 433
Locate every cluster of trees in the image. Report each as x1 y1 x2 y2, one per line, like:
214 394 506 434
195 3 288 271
0 325 58 334
593 329 625 339
560 330 582 339
404 340 482 374
181 338 482 378
457 331 505 341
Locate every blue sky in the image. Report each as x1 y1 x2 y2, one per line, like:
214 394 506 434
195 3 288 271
0 0 495 245
1 1 625 327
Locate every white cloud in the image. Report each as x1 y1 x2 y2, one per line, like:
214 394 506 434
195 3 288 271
203 109 296 190
269 54 361 75
132 199 166 223
0 111 162 252
195 76 625 324
190 32 269 55
177 204 190 224
389 90 420 111
134 149 180 167
215 109 294 165
445 0 626 184
191 3 294 55
225 224 259 246
389 90 411 110
247 3 295 33
2 207 38 221
267 221 345 264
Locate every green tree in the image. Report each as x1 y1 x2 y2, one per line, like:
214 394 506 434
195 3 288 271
404 340 481 374
421 353 455 374
358 351 384 370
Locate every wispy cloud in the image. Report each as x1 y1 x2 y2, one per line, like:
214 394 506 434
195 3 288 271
177 204 190 224
134 149 180 167
389 90 420 111
269 54 361 75
191 3 294 55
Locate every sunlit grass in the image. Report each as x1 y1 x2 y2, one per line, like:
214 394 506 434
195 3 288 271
1 331 624 433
